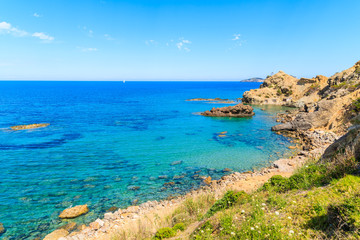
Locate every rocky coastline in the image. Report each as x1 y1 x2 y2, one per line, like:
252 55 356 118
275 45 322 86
43 60 360 240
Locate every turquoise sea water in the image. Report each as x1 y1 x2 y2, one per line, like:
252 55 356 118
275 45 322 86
0 81 292 239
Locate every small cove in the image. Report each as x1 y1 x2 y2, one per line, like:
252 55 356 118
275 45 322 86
0 81 293 239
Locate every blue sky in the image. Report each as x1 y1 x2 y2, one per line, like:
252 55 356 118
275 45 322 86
0 0 360 80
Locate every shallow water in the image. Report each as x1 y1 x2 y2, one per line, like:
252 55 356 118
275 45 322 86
0 81 292 239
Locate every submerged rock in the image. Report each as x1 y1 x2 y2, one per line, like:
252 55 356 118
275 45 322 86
107 206 118 212
0 222 5 235
10 123 50 130
59 222 77 232
59 204 89 219
201 103 254 117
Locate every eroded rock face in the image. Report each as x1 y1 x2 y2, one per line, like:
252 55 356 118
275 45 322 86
59 205 89 219
10 123 50 130
201 103 254 117
322 125 360 161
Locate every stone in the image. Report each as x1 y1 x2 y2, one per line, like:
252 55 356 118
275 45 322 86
10 123 50 130
59 222 77 232
128 186 140 191
223 168 232 172
90 221 100 230
43 229 69 240
164 181 175 186
59 204 89 219
201 103 254 117
171 160 182 165
203 176 212 185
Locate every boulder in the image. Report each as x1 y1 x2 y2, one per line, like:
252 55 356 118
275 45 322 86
43 229 69 240
59 205 89 219
322 125 360 161
201 103 254 117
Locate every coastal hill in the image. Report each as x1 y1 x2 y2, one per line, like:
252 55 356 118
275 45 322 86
43 61 360 240
244 61 360 134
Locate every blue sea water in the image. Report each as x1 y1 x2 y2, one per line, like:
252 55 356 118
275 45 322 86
0 81 293 239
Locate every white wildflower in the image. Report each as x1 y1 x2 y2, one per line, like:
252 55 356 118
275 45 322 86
241 210 245 213
288 216 292 219
231 232 235 235
261 207 265 210
262 203 266 206
250 227 255 230
289 230 294 234
275 211 280 215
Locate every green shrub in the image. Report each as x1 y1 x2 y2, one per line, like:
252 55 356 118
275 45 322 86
331 82 347 89
204 191 248 218
261 175 290 192
154 227 176 239
355 65 360 74
328 196 360 231
172 223 185 232
191 221 214 239
352 98 360 112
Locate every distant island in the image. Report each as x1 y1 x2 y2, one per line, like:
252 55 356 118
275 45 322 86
240 77 264 82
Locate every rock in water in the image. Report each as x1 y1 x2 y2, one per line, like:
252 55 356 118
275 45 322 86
43 229 69 240
59 204 89 219
201 103 254 117
0 222 5 235
10 123 50 130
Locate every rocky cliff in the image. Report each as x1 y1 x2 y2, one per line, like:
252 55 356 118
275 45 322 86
244 60 360 133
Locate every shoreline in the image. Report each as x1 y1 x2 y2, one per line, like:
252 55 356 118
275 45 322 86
46 126 337 240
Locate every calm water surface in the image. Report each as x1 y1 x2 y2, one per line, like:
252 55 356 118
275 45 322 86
0 81 292 239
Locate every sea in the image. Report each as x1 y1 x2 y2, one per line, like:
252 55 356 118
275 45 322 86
0 81 293 239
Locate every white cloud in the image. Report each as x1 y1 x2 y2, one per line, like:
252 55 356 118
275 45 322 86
0 21 55 43
104 34 114 40
0 22 11 30
81 47 98 52
145 39 157 45
176 38 191 52
33 13 41 18
0 21 28 37
228 33 244 51
232 34 241 41
32 32 54 41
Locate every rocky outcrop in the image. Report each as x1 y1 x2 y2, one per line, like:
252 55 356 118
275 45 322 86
322 124 360 161
242 70 332 108
43 229 69 240
263 61 360 133
59 205 89 219
10 123 50 130
201 103 254 117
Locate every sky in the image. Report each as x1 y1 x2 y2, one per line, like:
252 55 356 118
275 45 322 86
0 0 360 81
